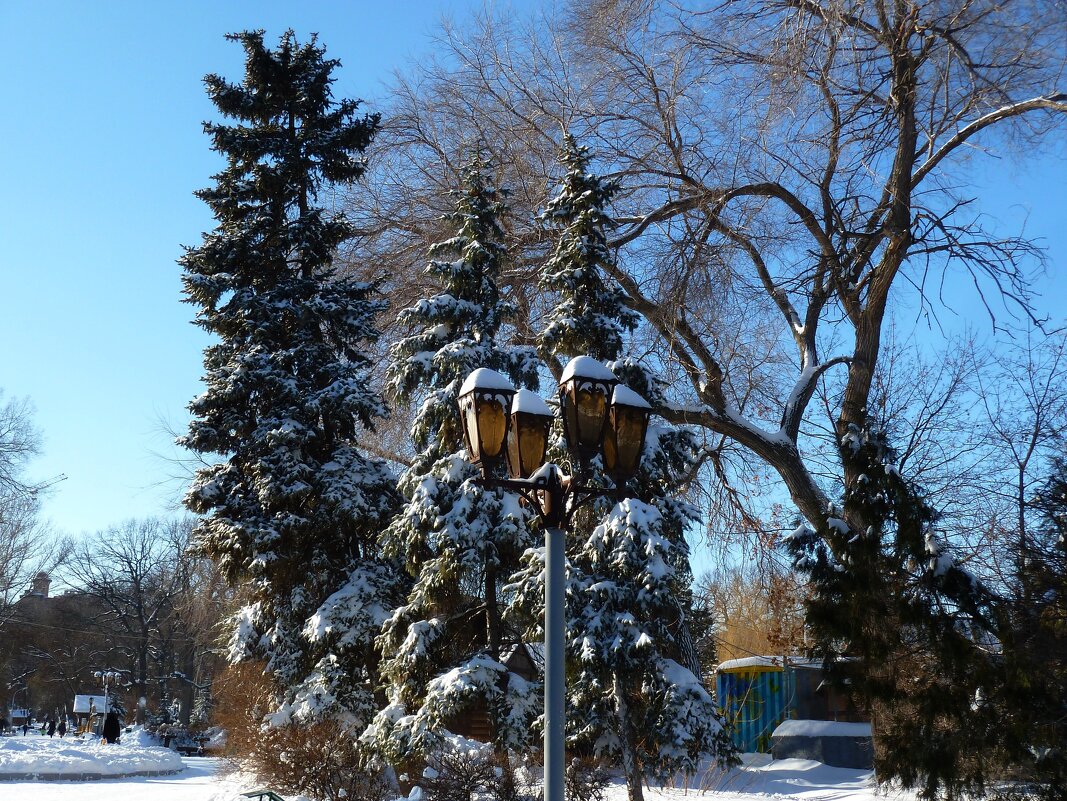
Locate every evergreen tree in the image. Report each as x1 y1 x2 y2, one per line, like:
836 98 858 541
566 499 733 800
994 458 1067 798
366 158 540 763
1032 457 1067 550
179 30 399 726
510 137 733 801
784 425 1006 800
536 134 638 364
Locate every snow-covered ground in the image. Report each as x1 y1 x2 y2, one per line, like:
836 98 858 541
0 732 184 777
664 754 912 800
0 755 242 800
0 736 914 801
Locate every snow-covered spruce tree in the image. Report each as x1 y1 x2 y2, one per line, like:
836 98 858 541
179 30 400 727
784 425 1006 801
510 138 733 801
365 158 540 764
536 133 638 364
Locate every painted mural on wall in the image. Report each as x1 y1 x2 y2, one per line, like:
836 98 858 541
716 658 798 754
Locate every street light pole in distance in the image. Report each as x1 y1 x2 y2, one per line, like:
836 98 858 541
92 669 126 733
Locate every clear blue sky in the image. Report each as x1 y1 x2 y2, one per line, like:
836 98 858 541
1 1 1063 539
0 0 526 536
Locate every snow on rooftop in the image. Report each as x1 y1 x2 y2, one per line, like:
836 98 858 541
718 656 824 672
460 368 515 395
611 384 651 409
512 389 552 416
560 355 617 382
773 720 873 738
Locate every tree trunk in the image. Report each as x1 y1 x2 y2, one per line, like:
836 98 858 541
676 613 703 681
613 671 644 801
485 555 500 659
137 635 149 724
1018 465 1029 607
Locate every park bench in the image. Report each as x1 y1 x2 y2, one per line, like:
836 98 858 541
241 791 286 801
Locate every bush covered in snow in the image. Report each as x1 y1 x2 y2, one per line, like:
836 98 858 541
212 661 394 801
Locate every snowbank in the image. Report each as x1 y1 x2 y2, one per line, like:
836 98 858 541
0 735 183 778
120 726 160 748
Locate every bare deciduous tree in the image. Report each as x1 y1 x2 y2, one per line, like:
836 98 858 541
0 392 68 628
348 0 1067 549
65 518 191 719
0 391 40 499
972 328 1067 588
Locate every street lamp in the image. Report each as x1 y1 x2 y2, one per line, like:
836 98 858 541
457 357 652 801
93 670 123 731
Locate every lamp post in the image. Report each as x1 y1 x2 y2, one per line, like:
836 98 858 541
458 356 651 801
93 670 122 732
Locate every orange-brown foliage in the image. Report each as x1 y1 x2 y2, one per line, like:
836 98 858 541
212 663 391 801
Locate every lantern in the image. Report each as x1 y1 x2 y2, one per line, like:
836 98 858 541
558 356 618 468
603 384 652 483
458 368 516 471
507 389 554 478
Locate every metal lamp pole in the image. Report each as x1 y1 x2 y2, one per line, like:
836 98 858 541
544 517 567 801
93 670 122 732
458 358 652 801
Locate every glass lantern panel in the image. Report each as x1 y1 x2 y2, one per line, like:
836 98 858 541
463 398 480 460
477 397 508 458
603 428 619 473
613 408 647 476
576 387 608 448
518 417 548 476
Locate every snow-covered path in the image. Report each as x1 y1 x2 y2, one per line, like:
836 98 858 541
0 751 917 801
0 756 242 801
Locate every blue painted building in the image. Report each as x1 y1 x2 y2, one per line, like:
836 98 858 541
716 657 799 753
715 656 863 754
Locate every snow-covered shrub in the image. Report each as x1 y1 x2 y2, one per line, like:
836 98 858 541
213 662 394 801
420 748 497 801
418 746 537 801
565 757 611 801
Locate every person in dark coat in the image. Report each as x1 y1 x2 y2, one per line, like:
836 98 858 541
58 719 67 737
102 711 121 744
47 719 56 738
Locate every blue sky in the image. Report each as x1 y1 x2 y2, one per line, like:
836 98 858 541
1 1 1064 539
0 0 515 536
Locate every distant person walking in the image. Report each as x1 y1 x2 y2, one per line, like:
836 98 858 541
22 723 29 736
47 719 56 738
58 719 67 737
102 711 121 744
